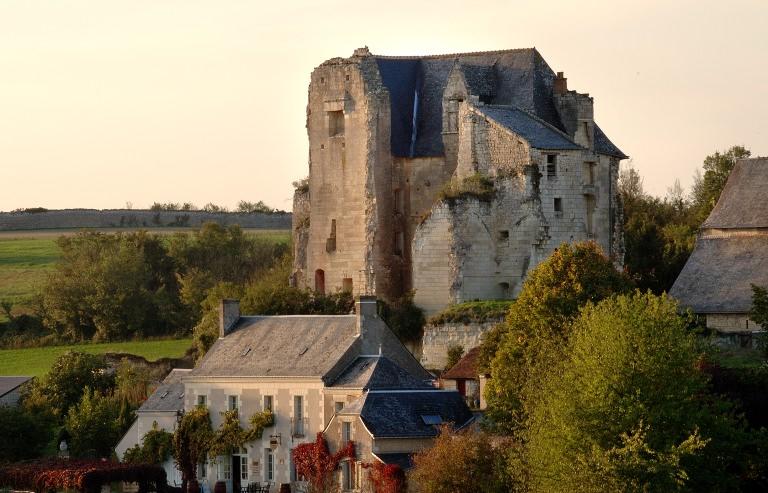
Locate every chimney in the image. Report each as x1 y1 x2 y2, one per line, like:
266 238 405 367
219 299 240 338
554 72 568 94
355 295 378 338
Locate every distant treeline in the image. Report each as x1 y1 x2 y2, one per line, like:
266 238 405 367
0 208 291 231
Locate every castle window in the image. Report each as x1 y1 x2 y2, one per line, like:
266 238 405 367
345 74 350 81
497 230 509 242
499 282 511 298
393 188 402 214
328 110 344 137
342 278 353 293
585 195 596 236
546 154 557 179
320 77 325 84
585 161 597 185
326 220 337 252
554 198 563 215
394 231 404 256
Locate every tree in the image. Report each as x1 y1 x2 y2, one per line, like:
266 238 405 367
0 406 52 462
123 422 174 464
410 427 513 493
524 292 755 492
65 388 122 458
690 145 751 224
173 406 214 492
24 351 114 419
750 284 768 330
481 242 632 433
445 345 464 371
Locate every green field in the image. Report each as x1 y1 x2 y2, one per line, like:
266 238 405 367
0 228 290 321
0 338 193 377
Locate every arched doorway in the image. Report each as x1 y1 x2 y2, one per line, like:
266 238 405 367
315 269 325 295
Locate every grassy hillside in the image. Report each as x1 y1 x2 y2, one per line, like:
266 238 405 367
0 338 193 377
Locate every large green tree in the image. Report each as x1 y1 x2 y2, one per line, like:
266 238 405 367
481 242 632 434
690 145 751 224
173 406 214 492
65 388 122 458
525 292 758 492
0 406 53 462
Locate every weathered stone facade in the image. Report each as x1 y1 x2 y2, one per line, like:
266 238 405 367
293 47 626 313
420 320 500 371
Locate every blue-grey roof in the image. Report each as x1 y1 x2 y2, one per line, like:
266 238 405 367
477 105 582 150
0 376 31 397
594 123 628 159
374 49 563 158
374 453 414 470
138 369 190 413
349 390 473 438
331 356 433 390
703 158 768 229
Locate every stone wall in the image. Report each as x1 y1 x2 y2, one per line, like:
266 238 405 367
291 187 310 287
706 313 762 333
420 320 500 370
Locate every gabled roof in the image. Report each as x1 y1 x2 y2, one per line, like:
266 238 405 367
442 347 481 380
138 369 190 413
475 105 582 151
344 390 473 438
670 235 768 314
703 158 768 229
331 356 433 390
190 315 359 379
374 49 561 157
0 376 32 397
594 124 629 159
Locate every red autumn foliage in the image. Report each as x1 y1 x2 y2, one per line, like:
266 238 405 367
0 459 167 493
364 461 406 493
291 432 355 492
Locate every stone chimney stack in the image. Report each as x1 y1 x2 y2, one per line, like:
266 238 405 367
553 71 594 150
355 295 378 339
554 72 568 94
219 299 240 338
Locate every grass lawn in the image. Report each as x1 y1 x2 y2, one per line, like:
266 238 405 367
0 338 193 377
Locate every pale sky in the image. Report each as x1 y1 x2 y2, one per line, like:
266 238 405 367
1 0 766 212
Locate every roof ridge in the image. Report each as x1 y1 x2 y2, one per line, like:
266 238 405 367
474 103 581 148
372 47 535 60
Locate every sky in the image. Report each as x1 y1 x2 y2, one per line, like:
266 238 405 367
1 0 766 212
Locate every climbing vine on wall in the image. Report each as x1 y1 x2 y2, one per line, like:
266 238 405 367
364 462 406 493
291 433 355 493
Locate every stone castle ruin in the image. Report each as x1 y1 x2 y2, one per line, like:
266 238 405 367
292 47 626 314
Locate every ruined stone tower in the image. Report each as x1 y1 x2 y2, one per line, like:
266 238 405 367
292 47 626 313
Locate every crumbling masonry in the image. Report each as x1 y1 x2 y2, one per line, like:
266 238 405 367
292 47 627 314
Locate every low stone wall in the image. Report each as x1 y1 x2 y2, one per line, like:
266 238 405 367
420 320 500 370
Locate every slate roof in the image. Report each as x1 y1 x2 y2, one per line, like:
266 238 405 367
374 453 414 471
703 158 768 229
0 376 31 397
138 369 190 413
594 124 629 159
190 315 358 379
342 390 473 438
476 105 582 151
371 49 625 159
442 347 481 380
670 235 768 314
331 356 433 390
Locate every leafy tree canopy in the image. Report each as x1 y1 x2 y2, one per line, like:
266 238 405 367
0 406 52 462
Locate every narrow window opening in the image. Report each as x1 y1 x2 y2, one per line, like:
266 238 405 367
393 188 401 214
228 395 239 413
554 198 563 216
499 282 511 299
585 162 597 185
342 421 351 443
497 230 509 242
585 195 596 236
345 74 350 81
263 395 273 412
326 219 337 252
328 110 345 137
394 231 404 256
546 154 557 179
320 77 325 84
293 395 305 437
264 448 274 482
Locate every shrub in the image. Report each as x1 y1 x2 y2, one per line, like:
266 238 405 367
445 345 464 371
378 293 426 343
438 173 495 203
428 300 513 325
123 422 173 464
0 407 52 462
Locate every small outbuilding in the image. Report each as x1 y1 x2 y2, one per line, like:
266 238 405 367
0 375 32 407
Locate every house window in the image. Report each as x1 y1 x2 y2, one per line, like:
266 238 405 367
228 395 239 412
335 401 344 413
341 461 353 490
263 395 273 412
265 449 274 482
218 459 231 480
328 111 345 137
546 154 557 179
342 421 352 443
554 198 563 215
293 395 304 436
240 455 248 481
197 395 207 408
198 459 208 479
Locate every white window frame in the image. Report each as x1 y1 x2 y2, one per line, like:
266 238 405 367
263 395 273 412
342 421 351 443
264 448 274 482
228 395 239 412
